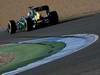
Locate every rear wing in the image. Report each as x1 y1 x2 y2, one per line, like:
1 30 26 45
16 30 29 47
28 5 49 14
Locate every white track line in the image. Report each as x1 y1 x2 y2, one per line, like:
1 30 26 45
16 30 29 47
2 34 99 75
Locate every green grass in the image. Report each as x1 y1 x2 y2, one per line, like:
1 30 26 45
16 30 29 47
0 41 65 74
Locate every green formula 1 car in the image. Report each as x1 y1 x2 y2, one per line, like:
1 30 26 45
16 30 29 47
7 5 59 34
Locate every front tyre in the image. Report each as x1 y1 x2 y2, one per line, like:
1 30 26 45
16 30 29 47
26 17 34 31
8 20 17 34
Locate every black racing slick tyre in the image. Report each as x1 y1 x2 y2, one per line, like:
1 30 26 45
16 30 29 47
8 20 16 34
26 17 34 31
49 11 59 25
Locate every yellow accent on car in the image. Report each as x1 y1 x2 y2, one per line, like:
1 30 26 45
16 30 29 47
35 12 40 21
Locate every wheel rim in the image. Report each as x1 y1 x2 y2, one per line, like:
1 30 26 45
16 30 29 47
24 19 28 31
8 22 11 33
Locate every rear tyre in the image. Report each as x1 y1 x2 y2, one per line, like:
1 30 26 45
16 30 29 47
8 20 16 34
26 17 34 31
48 11 59 25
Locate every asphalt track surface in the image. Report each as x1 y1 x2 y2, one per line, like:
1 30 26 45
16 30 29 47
0 13 100 75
